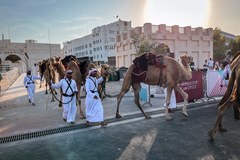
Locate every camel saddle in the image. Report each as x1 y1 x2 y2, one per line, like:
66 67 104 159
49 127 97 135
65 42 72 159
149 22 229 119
132 52 166 83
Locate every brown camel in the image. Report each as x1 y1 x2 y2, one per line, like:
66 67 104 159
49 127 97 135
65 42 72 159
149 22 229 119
52 57 88 118
116 53 192 120
39 59 57 102
208 52 240 141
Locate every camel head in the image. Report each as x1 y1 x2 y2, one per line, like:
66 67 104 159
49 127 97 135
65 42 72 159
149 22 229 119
51 56 62 69
180 55 191 68
101 64 111 77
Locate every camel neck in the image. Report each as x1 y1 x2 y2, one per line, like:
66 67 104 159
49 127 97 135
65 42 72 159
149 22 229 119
57 63 65 79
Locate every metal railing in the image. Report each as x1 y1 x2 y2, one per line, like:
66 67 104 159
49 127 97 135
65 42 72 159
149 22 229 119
0 65 10 73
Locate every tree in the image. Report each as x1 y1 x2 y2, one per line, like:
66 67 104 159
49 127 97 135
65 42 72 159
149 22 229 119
213 27 226 61
229 37 240 56
131 32 169 56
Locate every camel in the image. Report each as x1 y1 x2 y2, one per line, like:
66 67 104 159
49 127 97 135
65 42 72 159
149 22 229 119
52 56 114 116
38 59 57 102
51 57 84 118
79 62 112 100
208 52 240 141
116 52 192 120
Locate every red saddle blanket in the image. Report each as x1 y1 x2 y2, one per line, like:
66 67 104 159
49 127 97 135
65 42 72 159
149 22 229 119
132 53 165 83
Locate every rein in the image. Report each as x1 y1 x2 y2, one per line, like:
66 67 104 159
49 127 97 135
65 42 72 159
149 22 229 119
47 64 74 105
49 87 74 104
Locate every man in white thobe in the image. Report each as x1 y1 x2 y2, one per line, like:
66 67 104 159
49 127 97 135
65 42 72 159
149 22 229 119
23 70 41 106
85 68 107 127
33 63 39 77
50 70 78 124
220 63 231 88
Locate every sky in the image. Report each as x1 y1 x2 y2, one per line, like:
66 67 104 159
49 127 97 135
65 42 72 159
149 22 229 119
0 0 239 47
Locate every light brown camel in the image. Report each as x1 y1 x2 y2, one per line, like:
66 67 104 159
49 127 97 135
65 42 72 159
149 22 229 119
116 53 192 120
98 64 111 99
208 52 240 141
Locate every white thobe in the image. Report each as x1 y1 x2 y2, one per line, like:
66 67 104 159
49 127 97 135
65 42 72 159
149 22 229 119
51 78 78 123
221 64 231 87
33 65 39 77
164 88 177 109
23 75 41 103
85 76 104 122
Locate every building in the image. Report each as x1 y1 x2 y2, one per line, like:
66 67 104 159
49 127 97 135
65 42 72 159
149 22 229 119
221 31 236 46
115 23 213 69
0 38 61 73
63 19 132 65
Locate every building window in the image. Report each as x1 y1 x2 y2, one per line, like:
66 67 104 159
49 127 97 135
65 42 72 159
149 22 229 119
85 44 88 48
89 43 92 47
90 50 92 54
86 51 88 55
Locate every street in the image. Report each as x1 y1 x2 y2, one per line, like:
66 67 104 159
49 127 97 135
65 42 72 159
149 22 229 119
1 103 240 160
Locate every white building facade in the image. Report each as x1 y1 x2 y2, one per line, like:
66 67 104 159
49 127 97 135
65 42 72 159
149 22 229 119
115 23 213 69
0 38 61 73
63 19 132 65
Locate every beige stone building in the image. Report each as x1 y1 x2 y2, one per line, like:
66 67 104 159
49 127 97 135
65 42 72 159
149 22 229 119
115 23 213 69
0 38 61 73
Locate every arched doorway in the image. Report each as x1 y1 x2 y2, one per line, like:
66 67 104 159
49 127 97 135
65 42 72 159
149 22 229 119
5 54 21 63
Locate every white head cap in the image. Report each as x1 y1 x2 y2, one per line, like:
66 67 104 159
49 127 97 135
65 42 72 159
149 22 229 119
88 68 98 75
66 70 73 74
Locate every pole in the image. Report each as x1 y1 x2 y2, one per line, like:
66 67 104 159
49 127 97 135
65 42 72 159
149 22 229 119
46 27 51 112
48 27 52 58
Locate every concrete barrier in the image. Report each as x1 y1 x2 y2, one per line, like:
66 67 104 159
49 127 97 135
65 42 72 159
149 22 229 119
0 67 20 94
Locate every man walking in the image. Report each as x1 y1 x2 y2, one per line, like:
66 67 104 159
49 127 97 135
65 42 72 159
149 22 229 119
23 69 41 106
49 70 78 124
85 68 107 127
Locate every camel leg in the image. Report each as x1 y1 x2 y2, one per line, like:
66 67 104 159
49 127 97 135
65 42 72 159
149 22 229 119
78 99 85 119
77 87 85 119
132 83 151 119
59 88 63 107
51 94 55 102
173 85 189 117
45 83 48 94
39 80 42 88
164 86 173 121
116 88 129 118
208 101 232 141
116 65 134 118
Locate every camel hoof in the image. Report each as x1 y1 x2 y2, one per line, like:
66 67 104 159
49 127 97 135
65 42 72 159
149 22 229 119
58 104 62 107
219 128 227 132
182 112 188 117
208 130 214 141
145 115 151 119
51 99 55 102
165 116 173 121
116 113 122 119
45 92 48 95
80 115 86 119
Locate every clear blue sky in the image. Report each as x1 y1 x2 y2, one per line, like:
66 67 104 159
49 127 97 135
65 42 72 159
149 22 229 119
0 0 239 47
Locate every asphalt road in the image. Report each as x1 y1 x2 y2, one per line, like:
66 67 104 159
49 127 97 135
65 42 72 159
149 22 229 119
0 103 240 160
